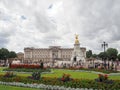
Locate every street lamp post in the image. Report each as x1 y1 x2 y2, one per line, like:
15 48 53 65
102 42 108 52
101 41 108 69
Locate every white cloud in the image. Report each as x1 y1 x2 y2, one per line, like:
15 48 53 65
0 0 120 54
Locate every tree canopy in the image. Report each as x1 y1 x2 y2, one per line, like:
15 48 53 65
97 48 118 61
0 48 9 60
86 50 92 58
98 52 107 59
0 48 17 60
106 48 118 61
92 54 97 58
117 54 120 61
8 51 17 58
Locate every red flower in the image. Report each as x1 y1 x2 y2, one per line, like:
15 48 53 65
61 78 65 81
104 74 108 77
98 74 102 77
104 74 108 80
10 64 41 69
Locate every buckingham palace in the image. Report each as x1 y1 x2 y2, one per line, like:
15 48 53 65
24 35 86 63
24 46 85 63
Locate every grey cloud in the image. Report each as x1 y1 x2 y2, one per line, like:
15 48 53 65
61 0 120 53
34 12 56 33
43 32 62 40
0 0 120 53
0 10 16 48
0 37 8 47
0 30 12 47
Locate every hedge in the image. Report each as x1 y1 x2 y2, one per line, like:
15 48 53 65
0 75 119 90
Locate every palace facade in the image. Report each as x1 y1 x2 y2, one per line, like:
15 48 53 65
24 35 86 63
24 46 86 63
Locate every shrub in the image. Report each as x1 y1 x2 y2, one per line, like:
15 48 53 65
68 66 84 70
98 74 108 82
3 72 16 78
3 68 51 73
60 73 72 82
10 64 41 69
32 72 41 80
95 74 114 84
28 72 41 80
67 67 119 74
0 75 119 89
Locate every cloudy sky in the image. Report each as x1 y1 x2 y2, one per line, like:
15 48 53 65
0 0 120 54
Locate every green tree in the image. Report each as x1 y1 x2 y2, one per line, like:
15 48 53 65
8 51 17 58
92 54 97 58
117 54 120 61
98 52 107 59
86 50 92 58
106 48 118 61
0 48 9 65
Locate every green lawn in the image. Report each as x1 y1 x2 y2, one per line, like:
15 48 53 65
0 67 31 76
109 75 120 80
0 67 120 80
42 69 98 79
0 84 42 90
0 67 6 75
42 69 120 80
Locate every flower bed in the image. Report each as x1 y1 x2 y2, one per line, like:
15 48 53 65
59 73 72 82
0 81 95 90
95 74 114 85
3 68 50 73
3 72 16 78
9 64 41 69
0 74 120 89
